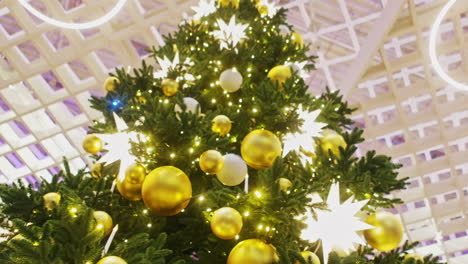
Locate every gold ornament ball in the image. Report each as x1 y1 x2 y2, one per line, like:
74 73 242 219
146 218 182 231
212 115 232 136
241 129 282 170
97 256 127 264
142 166 192 216
94 211 113 236
278 178 292 192
104 77 120 92
404 254 424 263
117 164 146 201
227 239 279 264
219 0 239 9
91 163 103 178
43 192 61 210
82 134 103 154
291 32 304 48
161 79 179 96
295 251 321 264
257 5 269 15
210 207 243 240
363 211 404 252
267 65 292 88
320 131 347 157
200 150 224 174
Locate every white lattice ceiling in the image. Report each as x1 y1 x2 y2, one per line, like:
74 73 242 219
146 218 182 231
0 0 467 263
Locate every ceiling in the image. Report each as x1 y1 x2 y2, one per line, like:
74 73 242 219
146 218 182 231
0 0 467 262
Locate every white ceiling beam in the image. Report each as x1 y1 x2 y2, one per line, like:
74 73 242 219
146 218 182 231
338 0 407 100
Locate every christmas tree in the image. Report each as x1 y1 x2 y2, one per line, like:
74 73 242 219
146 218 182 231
0 0 445 263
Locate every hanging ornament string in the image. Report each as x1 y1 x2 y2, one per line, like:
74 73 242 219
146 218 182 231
102 224 119 257
244 174 249 193
18 0 128 30
429 0 468 92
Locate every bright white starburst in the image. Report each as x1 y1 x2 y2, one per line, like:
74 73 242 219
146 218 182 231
95 113 144 181
257 0 278 18
154 52 195 82
300 183 372 263
211 16 248 50
283 105 326 165
287 61 310 80
192 0 216 20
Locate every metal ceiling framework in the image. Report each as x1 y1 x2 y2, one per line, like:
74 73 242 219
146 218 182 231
0 0 467 263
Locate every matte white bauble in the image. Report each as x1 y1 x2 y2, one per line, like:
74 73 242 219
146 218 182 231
216 154 247 186
219 69 243 93
175 97 200 114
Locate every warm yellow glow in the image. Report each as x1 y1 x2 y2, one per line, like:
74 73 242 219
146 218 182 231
254 191 262 198
96 224 104 230
199 196 205 201
244 211 250 217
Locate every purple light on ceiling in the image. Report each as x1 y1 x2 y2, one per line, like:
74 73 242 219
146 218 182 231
0 97 11 112
48 166 61 176
30 144 48 160
130 39 150 57
42 71 64 91
0 14 22 36
5 152 25 168
11 120 31 137
59 0 83 11
63 98 82 116
24 175 40 190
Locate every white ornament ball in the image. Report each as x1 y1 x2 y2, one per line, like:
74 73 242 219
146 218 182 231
216 154 247 186
219 69 243 93
175 97 200 114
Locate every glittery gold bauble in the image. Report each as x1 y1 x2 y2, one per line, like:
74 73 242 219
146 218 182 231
219 0 239 9
278 178 292 192
97 256 127 264
141 166 192 216
295 251 321 264
257 5 269 15
94 211 113 236
291 32 304 48
228 239 279 264
161 79 179 96
241 129 282 170
82 134 103 154
91 163 103 178
404 254 424 263
363 211 404 252
211 207 243 240
212 115 232 136
267 65 292 88
104 77 120 92
320 131 347 157
43 192 61 210
117 164 146 201
200 150 224 174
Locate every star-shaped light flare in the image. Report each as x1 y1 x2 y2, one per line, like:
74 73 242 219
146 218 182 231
299 183 372 263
